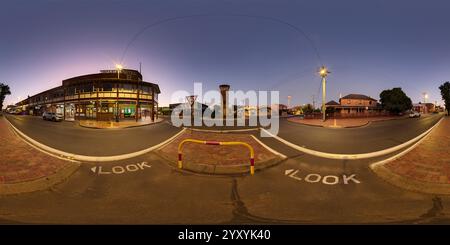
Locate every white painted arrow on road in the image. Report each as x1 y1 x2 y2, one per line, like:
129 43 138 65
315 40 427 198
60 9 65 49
285 169 295 175
285 169 302 180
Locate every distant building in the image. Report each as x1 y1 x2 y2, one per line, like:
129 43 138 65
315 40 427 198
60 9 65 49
326 94 383 116
413 102 435 114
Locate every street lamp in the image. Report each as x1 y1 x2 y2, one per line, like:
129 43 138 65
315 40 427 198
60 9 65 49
319 66 330 121
116 64 123 79
115 64 123 122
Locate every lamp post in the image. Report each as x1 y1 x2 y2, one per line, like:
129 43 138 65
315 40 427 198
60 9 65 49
115 64 123 122
319 66 330 122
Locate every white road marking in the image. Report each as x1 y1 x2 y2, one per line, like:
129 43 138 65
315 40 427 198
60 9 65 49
304 174 321 183
261 117 443 160
342 174 361 184
250 135 287 159
91 161 152 175
285 169 361 185
5 117 186 162
285 169 302 181
322 175 339 185
370 117 441 169
285 169 295 175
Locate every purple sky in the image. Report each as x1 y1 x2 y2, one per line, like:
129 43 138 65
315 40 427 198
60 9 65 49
1 0 449 108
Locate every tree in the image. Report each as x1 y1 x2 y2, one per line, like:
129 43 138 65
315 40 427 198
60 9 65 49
379 87 412 114
439 81 450 116
302 103 314 114
0 83 11 112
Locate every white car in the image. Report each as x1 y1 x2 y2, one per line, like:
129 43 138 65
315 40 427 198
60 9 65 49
43 112 63 121
409 111 421 118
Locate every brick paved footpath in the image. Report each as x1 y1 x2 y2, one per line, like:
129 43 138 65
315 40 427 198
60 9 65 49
0 116 80 195
371 116 450 195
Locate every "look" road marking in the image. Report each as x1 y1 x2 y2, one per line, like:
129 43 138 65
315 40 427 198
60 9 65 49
91 162 152 175
284 169 361 185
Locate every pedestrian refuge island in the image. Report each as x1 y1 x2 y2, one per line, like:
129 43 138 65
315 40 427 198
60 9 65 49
177 139 255 175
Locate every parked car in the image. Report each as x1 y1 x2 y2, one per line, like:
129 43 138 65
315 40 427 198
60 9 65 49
43 112 63 121
409 111 421 118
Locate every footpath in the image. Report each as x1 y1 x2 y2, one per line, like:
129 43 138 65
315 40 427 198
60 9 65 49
0 116 80 195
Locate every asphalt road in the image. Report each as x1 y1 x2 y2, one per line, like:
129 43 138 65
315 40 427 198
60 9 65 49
261 114 443 155
5 115 182 156
4 114 442 156
0 113 448 224
0 148 449 224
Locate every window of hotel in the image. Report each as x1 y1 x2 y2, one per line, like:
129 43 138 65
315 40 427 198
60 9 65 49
102 83 113 91
66 87 75 96
122 83 134 92
142 86 151 94
81 84 93 93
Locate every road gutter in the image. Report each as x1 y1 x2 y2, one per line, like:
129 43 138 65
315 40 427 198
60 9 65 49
5 117 186 162
260 116 444 160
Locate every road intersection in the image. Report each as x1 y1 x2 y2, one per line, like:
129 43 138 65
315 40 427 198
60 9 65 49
0 114 448 224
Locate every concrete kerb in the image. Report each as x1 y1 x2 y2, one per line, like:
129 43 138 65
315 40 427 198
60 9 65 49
155 148 284 176
184 127 259 133
0 162 80 195
155 129 286 175
287 116 408 129
369 118 450 195
261 116 444 160
1 117 81 195
5 117 187 162
78 118 165 129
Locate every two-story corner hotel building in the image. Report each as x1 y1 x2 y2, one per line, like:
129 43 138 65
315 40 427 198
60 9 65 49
16 69 160 122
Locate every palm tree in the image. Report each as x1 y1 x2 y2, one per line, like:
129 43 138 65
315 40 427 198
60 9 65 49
0 83 12 112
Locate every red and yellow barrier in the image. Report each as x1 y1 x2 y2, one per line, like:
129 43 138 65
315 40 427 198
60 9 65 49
178 139 255 175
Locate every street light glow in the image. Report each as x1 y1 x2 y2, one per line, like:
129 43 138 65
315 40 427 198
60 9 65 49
319 66 330 78
115 64 123 70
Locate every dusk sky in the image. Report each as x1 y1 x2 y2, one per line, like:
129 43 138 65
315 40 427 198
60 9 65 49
1 0 449 108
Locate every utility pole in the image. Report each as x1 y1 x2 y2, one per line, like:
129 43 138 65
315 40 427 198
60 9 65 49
312 95 315 110
319 66 330 122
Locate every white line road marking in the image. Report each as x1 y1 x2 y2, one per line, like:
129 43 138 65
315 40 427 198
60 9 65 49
261 116 443 160
285 169 361 185
251 135 287 159
91 162 152 175
5 117 186 162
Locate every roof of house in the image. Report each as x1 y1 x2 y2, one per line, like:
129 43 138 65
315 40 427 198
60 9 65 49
325 100 340 106
341 94 377 101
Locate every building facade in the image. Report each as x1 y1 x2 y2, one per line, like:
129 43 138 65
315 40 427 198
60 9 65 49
326 94 384 117
413 102 435 114
16 69 160 122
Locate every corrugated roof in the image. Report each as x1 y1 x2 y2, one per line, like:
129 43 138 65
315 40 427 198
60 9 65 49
341 94 377 101
325 100 340 105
